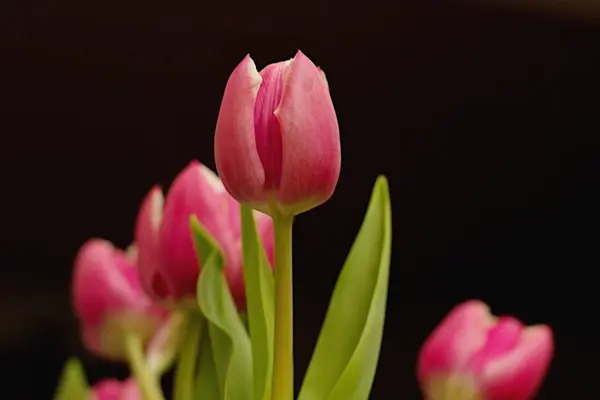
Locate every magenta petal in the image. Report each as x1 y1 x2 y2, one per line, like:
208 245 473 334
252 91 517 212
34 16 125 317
90 378 141 400
254 61 290 188
276 50 341 210
159 161 235 300
418 300 492 383
135 186 170 300
481 325 554 399
121 379 142 400
90 379 122 400
215 54 267 204
73 238 165 359
73 239 142 326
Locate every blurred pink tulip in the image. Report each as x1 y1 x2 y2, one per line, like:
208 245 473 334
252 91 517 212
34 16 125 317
418 300 554 400
90 378 141 400
73 239 167 360
135 160 274 309
214 50 341 216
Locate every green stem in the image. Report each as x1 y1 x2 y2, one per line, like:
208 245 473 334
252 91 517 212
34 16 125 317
271 214 294 400
174 312 204 400
124 333 165 400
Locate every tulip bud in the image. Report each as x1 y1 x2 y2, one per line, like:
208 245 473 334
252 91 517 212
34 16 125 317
73 239 167 360
90 378 141 400
214 50 341 216
135 160 274 309
418 300 554 400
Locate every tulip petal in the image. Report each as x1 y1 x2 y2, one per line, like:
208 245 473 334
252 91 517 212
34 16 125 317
135 186 171 300
215 55 266 204
254 61 290 189
73 239 142 326
418 300 493 383
276 50 341 211
481 325 553 399
159 161 236 300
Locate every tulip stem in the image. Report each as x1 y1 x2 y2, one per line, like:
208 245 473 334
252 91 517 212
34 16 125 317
271 214 295 400
174 312 204 400
124 332 165 400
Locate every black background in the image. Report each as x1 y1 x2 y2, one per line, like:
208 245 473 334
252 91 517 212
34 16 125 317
1 1 599 398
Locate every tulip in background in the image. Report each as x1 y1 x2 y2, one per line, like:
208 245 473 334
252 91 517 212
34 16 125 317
418 300 554 400
90 379 141 400
56 50 554 400
72 239 168 361
135 160 274 309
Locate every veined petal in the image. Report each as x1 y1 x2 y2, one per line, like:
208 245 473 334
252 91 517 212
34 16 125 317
276 50 341 211
215 55 266 203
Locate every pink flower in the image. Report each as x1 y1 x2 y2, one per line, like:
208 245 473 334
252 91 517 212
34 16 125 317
135 160 274 309
214 50 341 216
418 300 554 400
72 239 167 360
90 378 141 400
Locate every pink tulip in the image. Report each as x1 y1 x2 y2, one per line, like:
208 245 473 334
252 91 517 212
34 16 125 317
90 378 141 400
135 160 274 309
73 239 167 360
418 300 554 400
214 50 341 216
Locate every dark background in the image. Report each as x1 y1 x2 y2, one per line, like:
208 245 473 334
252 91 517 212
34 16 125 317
1 0 599 398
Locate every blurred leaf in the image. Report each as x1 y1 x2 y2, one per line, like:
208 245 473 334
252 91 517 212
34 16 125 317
190 215 225 266
53 358 89 400
192 219 254 400
298 176 392 400
240 205 275 400
194 323 220 400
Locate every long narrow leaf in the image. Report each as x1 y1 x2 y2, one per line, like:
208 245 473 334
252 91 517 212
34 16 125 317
298 176 392 400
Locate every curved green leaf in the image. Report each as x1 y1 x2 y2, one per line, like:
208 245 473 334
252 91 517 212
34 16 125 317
53 358 89 400
240 205 275 400
194 323 220 400
190 215 225 267
192 218 254 400
298 176 392 400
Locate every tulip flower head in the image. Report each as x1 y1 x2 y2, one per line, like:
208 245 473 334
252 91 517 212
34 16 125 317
135 160 274 309
72 239 167 360
214 50 341 216
90 378 141 400
418 300 553 400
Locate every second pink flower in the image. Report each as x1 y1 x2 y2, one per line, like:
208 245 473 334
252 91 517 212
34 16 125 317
135 161 274 309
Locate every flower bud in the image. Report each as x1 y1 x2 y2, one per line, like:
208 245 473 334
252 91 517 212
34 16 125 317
135 160 274 309
214 50 341 216
417 300 554 400
72 239 167 360
89 378 141 400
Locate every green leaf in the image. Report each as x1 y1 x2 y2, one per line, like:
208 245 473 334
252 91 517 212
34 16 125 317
298 176 392 400
190 215 225 266
53 358 89 400
240 205 275 400
192 219 254 400
194 323 220 400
